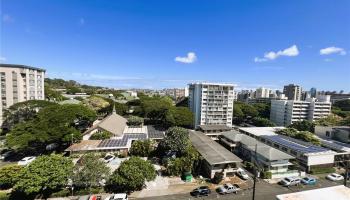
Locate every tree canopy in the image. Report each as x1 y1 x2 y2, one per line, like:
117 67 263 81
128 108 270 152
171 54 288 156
73 153 110 190
164 107 193 128
6 104 96 153
276 128 320 145
90 131 112 140
159 127 190 155
106 157 156 192
14 154 73 196
288 120 315 132
251 117 275 127
129 140 154 157
0 165 23 189
127 116 144 127
1 100 57 131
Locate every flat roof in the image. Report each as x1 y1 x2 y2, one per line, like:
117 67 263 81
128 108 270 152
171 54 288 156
65 140 101 152
239 127 284 137
221 131 294 161
198 125 232 131
321 138 350 152
276 185 350 200
190 131 242 165
239 127 335 156
0 64 46 72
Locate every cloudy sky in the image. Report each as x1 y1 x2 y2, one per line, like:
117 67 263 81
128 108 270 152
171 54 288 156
1 0 350 91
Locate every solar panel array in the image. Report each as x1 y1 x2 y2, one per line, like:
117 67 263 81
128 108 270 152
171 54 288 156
98 134 147 148
147 126 165 139
262 135 329 154
321 140 350 152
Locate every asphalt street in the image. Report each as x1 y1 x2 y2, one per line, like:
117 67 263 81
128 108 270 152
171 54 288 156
137 178 348 200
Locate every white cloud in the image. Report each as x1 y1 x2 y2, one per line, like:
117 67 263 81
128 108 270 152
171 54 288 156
175 52 197 64
320 46 346 55
2 14 14 23
0 56 6 62
254 45 299 62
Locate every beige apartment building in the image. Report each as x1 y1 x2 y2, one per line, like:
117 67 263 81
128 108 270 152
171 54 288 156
188 82 234 128
0 64 45 125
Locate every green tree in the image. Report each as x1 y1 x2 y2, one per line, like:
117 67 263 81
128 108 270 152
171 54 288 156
333 99 350 111
275 128 298 137
159 127 190 155
252 103 270 118
90 131 112 140
127 116 144 127
232 105 244 125
165 107 193 128
129 140 153 157
106 157 156 192
6 104 96 153
14 155 73 196
251 117 275 127
165 144 199 176
73 153 110 191
1 100 57 132
66 86 82 94
288 120 315 132
315 115 343 126
240 103 258 118
44 83 66 101
212 172 224 184
295 131 321 145
114 102 128 115
0 165 23 189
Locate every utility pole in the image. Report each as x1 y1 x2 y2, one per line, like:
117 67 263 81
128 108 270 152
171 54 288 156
252 144 258 200
344 159 349 186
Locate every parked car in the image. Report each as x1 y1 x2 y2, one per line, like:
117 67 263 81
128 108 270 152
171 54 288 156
103 154 115 163
326 173 344 181
301 177 317 185
279 177 301 187
236 168 250 180
18 156 36 166
88 196 102 200
226 183 240 194
0 150 14 160
217 185 227 195
190 186 211 197
104 193 128 200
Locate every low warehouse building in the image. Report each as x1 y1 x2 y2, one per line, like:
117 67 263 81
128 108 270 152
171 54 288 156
189 131 242 178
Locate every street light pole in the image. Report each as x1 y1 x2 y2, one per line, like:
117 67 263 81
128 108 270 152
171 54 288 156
252 144 258 200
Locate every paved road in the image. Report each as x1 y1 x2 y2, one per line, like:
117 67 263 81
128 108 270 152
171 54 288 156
137 178 348 200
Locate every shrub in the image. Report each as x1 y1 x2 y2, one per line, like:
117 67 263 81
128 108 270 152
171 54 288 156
0 192 9 200
260 171 272 179
49 189 70 197
310 167 335 174
127 116 144 127
90 131 112 140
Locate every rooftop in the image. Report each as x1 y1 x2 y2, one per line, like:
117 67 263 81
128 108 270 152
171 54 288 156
0 63 46 72
66 140 101 152
276 185 350 200
85 111 127 137
221 131 294 161
190 131 242 165
198 124 232 131
239 127 284 137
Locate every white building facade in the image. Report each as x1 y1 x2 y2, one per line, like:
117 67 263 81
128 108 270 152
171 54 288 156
270 96 331 126
255 87 271 98
0 64 45 125
188 82 234 128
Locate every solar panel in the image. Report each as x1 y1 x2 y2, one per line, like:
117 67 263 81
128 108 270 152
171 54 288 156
262 135 328 154
147 126 165 139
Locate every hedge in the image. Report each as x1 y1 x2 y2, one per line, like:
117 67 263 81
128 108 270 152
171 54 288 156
310 167 336 174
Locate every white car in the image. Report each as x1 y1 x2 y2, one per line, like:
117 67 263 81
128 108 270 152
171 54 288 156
326 173 344 181
18 156 36 166
236 168 250 180
279 177 301 187
103 154 115 163
104 193 128 200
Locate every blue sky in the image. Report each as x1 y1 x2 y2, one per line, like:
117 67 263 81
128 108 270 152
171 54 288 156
1 0 350 91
